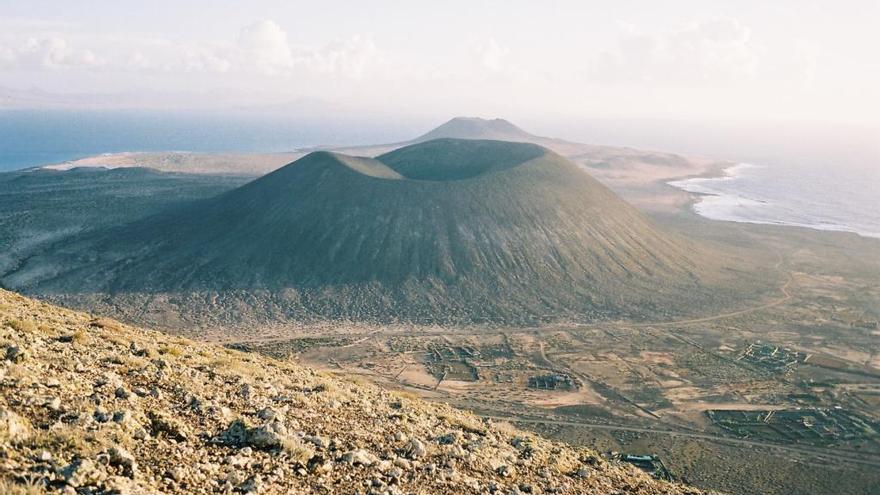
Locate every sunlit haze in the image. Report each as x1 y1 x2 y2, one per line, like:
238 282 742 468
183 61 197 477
2 0 879 128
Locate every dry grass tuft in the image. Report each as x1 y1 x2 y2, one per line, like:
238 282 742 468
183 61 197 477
89 317 121 332
390 389 421 401
0 477 47 495
439 411 487 435
105 334 130 347
280 436 316 465
158 344 183 357
6 319 37 334
21 427 89 456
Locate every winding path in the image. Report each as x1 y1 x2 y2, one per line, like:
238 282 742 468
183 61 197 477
478 413 880 469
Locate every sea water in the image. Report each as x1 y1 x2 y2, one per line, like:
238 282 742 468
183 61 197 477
669 162 880 239
549 119 880 241
0 110 416 172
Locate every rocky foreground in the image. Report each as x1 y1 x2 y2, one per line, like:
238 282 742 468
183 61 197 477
0 289 709 494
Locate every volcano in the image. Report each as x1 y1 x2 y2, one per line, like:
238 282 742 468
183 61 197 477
7 138 733 325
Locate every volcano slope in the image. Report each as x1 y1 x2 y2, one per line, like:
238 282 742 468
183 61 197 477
5 139 753 327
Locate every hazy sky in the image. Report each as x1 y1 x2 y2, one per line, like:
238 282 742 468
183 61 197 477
1 1 878 126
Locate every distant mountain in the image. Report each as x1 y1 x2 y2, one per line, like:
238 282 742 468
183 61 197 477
412 117 544 143
36 117 709 197
8 138 737 326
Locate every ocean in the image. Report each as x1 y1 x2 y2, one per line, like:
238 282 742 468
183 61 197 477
545 119 880 241
0 110 418 172
653 125 880 240
669 162 880 239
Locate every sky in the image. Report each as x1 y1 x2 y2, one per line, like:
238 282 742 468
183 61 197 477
1 0 879 128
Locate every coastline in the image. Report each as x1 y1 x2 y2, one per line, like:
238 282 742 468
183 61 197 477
667 162 880 240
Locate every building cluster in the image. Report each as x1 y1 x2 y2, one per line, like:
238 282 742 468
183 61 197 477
739 342 805 373
528 373 576 390
608 452 673 481
707 407 878 446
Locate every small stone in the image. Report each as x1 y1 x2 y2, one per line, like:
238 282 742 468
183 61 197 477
45 378 61 388
133 427 148 440
129 341 148 357
46 397 62 412
166 466 186 482
95 373 120 388
4 345 26 363
62 458 106 488
94 407 111 423
147 410 189 441
112 410 131 423
257 407 281 421
341 449 378 467
405 438 427 459
438 431 461 445
246 424 285 449
497 465 516 478
238 475 261 493
107 446 138 478
310 459 333 474
115 387 131 400
303 434 329 450
240 384 253 399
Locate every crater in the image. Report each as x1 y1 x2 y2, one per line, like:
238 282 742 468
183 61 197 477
377 138 547 181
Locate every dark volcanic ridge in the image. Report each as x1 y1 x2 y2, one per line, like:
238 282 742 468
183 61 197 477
4 139 748 327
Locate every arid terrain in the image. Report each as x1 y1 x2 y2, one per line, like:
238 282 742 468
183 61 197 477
228 213 880 495
0 289 709 494
0 118 878 495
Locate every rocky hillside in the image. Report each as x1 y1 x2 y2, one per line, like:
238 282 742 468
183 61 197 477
0 289 709 494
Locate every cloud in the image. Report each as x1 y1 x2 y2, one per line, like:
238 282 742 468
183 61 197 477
0 36 104 69
0 19 379 80
593 18 760 85
238 20 293 73
475 37 509 72
175 44 232 74
296 35 379 79
231 20 380 78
